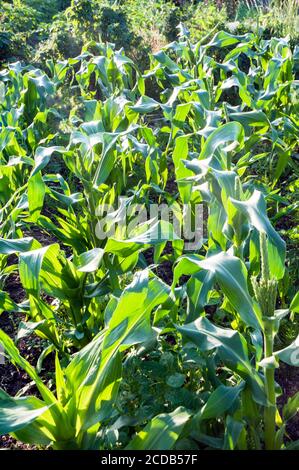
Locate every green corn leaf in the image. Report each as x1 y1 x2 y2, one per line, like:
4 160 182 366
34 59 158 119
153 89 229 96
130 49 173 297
177 316 266 405
274 335 299 367
126 407 190 450
22 77 38 123
38 215 88 253
0 330 57 406
12 421 53 447
290 291 299 313
0 237 34 254
186 270 214 322
273 148 291 186
19 244 80 302
48 188 84 207
174 251 262 330
229 190 286 279
93 127 138 187
199 122 244 169
0 291 26 314
199 383 245 421
19 244 57 297
0 389 50 436
283 392 299 421
65 270 170 432
229 110 270 130
17 320 46 340
105 220 181 258
31 146 65 177
28 172 46 222
223 416 245 450
172 103 191 138
74 248 104 272
207 197 228 250
153 51 180 72
129 96 160 114
207 31 254 48
173 135 193 203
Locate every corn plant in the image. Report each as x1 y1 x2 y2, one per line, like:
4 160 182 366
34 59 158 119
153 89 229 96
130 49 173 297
0 270 192 449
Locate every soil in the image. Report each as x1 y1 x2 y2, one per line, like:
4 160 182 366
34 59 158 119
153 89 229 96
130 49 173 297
276 363 299 443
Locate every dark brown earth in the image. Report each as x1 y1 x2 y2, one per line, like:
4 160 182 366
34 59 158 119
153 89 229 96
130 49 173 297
277 363 299 443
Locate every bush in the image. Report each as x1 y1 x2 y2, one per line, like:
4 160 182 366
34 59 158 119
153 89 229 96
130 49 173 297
0 2 42 33
124 0 177 44
0 2 43 61
34 1 140 63
33 16 82 63
183 1 228 42
233 0 299 44
0 1 63 62
23 0 64 21
2 1 298 67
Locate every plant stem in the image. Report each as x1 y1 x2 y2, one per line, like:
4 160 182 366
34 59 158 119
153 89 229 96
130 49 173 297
251 426 261 450
263 326 276 450
83 181 98 248
78 151 98 248
106 254 120 293
252 232 278 449
227 152 232 171
233 243 243 259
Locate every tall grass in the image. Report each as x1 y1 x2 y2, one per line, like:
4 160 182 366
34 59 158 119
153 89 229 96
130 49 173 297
236 0 299 39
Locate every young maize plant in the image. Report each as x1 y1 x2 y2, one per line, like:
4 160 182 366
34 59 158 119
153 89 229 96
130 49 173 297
0 270 192 449
0 28 298 450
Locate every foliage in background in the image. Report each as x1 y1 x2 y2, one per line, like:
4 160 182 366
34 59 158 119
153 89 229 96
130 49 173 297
2 1 299 67
233 0 299 44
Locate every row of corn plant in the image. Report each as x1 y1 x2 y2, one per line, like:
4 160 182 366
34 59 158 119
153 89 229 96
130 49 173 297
0 27 298 449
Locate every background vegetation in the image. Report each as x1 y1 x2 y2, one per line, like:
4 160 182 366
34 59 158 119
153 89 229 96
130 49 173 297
1 1 299 66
